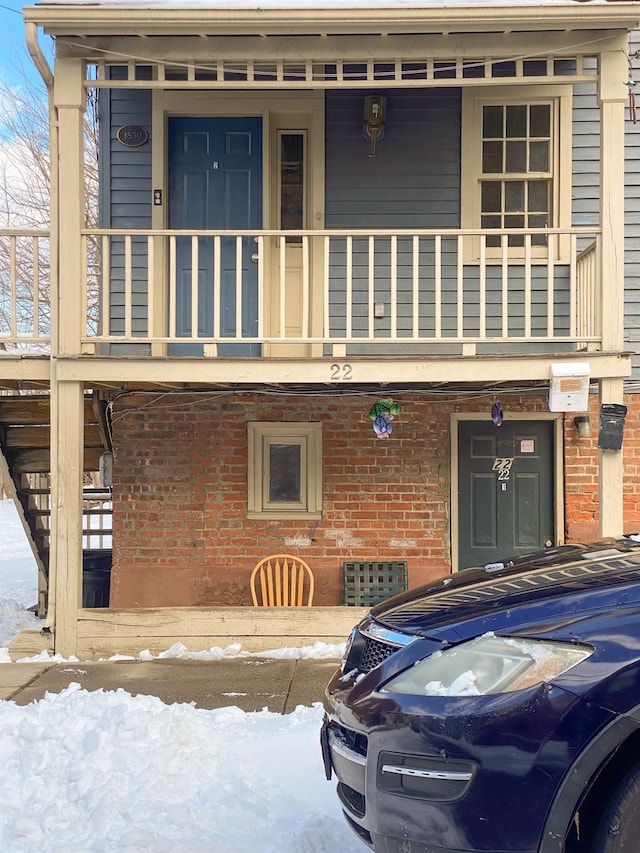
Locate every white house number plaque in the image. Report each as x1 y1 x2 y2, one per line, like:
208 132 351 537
493 458 514 483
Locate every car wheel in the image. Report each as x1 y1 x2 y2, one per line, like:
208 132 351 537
592 764 640 851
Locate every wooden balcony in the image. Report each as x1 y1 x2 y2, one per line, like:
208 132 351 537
2 226 603 358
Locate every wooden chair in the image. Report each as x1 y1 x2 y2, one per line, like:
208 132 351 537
250 554 315 606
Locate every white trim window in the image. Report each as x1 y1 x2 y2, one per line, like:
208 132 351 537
248 422 322 519
461 85 572 260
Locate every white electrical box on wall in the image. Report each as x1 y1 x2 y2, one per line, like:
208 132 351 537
548 363 590 412
99 451 114 488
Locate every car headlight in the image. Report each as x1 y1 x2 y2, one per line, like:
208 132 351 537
379 633 592 697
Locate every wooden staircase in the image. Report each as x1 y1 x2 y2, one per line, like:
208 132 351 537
0 392 112 615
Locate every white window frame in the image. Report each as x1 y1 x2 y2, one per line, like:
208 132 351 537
247 422 322 519
461 85 572 263
277 128 308 234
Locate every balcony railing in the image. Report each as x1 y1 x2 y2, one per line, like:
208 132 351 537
0 229 51 348
576 239 600 343
1 227 603 356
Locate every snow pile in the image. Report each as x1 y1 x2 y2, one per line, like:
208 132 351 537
425 670 480 696
0 501 42 648
0 683 361 852
135 640 346 662
0 592 41 649
0 498 362 851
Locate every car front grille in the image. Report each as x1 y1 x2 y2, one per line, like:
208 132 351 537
359 636 401 672
343 620 415 675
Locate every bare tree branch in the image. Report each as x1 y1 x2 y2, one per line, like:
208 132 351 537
0 60 99 347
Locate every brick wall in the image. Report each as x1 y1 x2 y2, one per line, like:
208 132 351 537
624 398 640 531
565 394 640 542
109 390 638 607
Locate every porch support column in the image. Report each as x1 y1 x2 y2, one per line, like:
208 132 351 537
54 56 85 357
599 377 625 538
50 381 85 656
50 56 86 656
597 43 628 538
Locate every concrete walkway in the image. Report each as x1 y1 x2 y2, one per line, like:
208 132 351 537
0 657 341 713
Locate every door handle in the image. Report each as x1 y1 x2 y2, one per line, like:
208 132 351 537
251 253 259 263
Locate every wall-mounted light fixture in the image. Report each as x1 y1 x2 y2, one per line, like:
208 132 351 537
573 415 591 439
363 95 386 158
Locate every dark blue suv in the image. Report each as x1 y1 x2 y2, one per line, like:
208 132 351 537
322 538 640 853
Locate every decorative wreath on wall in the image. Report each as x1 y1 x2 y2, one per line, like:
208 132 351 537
368 397 400 438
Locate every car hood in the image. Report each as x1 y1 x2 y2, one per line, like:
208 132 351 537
370 540 640 643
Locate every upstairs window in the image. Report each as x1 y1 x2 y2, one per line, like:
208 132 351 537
481 103 551 246
462 86 572 260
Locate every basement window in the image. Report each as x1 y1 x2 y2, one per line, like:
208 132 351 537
247 422 322 519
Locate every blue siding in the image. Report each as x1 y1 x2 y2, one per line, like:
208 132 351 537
325 88 461 228
326 89 461 351
571 67 599 229
99 74 152 343
325 89 570 353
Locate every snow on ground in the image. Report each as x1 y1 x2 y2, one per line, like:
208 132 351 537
0 499 361 852
0 501 42 648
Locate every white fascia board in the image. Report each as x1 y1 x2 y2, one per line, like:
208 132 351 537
22 2 640 38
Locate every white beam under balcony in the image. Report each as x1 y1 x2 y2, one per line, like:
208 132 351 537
53 352 631 388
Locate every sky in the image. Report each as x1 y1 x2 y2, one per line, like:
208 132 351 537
0 498 362 853
0 2 34 88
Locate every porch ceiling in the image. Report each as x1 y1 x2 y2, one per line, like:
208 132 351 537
24 2 640 41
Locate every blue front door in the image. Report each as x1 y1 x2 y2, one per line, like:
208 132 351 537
168 116 262 355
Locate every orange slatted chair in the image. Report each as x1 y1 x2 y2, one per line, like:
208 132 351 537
250 554 315 607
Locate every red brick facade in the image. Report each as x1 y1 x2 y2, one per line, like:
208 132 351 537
109 390 638 608
564 395 640 542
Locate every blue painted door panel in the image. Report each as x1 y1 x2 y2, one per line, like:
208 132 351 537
168 116 262 355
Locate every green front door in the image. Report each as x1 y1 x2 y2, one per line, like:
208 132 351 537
457 420 555 570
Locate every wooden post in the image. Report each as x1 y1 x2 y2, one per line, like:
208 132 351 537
54 57 85 357
50 55 86 656
51 380 85 656
598 377 625 538
598 45 627 353
597 44 628 538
